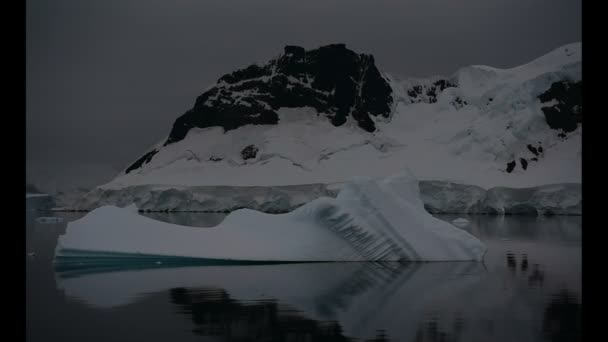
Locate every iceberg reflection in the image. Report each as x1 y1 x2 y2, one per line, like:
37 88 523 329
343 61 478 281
55 261 486 341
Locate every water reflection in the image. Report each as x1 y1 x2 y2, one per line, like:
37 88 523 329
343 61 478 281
528 264 545 289
521 254 529 271
31 213 581 342
170 287 351 341
415 318 456 342
502 251 547 290
56 262 486 341
507 251 517 271
542 290 581 342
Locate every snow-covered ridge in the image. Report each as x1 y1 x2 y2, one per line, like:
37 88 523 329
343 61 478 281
80 43 580 212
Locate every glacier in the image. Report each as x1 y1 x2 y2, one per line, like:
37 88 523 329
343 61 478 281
54 172 487 264
419 181 581 215
75 180 581 215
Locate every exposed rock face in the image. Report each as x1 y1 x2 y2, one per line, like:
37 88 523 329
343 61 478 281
166 44 393 143
538 80 582 133
404 79 457 104
241 145 259 160
126 44 394 174
126 150 159 174
506 160 516 173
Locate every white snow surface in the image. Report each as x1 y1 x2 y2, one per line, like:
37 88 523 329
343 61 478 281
56 172 486 262
99 43 580 191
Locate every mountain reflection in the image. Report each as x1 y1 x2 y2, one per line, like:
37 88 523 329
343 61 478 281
54 248 580 341
56 261 484 341
542 290 581 342
170 287 352 341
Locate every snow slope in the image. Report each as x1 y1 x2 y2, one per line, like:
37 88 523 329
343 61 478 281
79 43 581 212
55 172 486 262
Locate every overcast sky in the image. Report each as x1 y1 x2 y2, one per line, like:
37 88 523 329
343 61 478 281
26 0 581 190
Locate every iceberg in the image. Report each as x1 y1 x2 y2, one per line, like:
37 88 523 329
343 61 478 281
54 171 486 263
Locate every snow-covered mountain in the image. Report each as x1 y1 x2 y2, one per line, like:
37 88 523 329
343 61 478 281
80 42 581 213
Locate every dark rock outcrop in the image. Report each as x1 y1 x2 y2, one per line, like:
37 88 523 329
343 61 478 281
451 96 467 109
538 80 582 133
506 160 516 173
125 149 159 174
405 79 456 104
241 145 259 160
527 144 539 156
165 44 393 144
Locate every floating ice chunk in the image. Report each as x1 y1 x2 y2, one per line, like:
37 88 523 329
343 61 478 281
55 171 486 263
36 217 63 224
452 218 470 227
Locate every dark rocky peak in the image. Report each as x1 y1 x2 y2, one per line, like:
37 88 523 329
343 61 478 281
126 44 394 174
165 44 393 145
404 78 457 104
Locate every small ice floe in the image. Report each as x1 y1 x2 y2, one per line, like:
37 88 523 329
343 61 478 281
36 217 63 224
451 218 470 227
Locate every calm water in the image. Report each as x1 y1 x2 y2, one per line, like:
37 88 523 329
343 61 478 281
26 211 581 342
